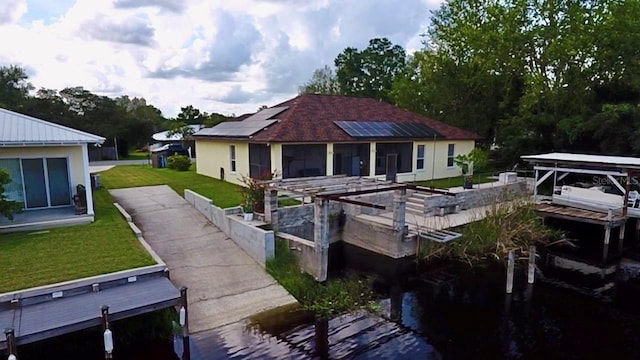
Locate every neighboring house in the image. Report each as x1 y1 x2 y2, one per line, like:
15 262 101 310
192 94 479 186
0 107 105 219
151 124 203 158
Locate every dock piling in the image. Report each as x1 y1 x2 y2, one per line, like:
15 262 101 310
528 246 536 284
506 250 515 294
5 328 17 360
618 222 627 254
602 225 611 263
180 287 190 360
101 305 113 360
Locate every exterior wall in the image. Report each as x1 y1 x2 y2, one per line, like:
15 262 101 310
0 145 90 212
195 140 249 186
0 146 86 189
197 138 475 185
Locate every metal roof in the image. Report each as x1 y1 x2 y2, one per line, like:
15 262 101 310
521 152 640 169
0 107 105 146
152 124 203 141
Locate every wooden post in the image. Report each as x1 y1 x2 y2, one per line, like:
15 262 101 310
101 305 113 360
5 328 17 359
619 222 627 254
528 246 536 284
623 172 631 217
506 250 515 294
602 225 611 263
180 287 190 360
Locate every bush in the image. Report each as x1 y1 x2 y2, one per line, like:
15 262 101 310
167 154 191 171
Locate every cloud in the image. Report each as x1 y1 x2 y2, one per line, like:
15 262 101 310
113 0 186 13
4 0 443 117
0 0 26 24
80 13 155 46
147 10 260 81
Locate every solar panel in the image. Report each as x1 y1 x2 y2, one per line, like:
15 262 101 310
334 121 442 139
244 106 289 121
195 119 277 137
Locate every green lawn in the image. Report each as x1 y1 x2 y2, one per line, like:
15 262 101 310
100 165 243 208
124 151 151 160
413 173 495 189
0 189 155 293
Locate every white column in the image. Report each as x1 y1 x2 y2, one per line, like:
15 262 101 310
369 142 376 179
82 143 95 217
326 143 334 176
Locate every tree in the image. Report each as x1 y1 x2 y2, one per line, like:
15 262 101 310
390 0 640 165
335 38 406 102
0 65 33 109
299 65 340 95
0 169 22 220
176 105 204 125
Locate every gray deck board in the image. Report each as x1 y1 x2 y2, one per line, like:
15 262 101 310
0 277 179 349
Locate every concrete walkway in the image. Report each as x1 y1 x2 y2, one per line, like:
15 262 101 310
109 185 297 333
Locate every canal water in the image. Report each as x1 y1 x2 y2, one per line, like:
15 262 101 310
16 243 640 359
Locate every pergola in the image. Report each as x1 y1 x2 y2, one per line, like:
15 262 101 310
260 175 453 280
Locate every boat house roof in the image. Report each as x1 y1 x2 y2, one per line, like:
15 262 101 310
521 152 640 171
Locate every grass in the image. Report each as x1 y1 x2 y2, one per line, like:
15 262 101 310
267 239 379 317
100 164 243 208
414 172 495 189
124 151 151 160
418 197 560 266
0 189 155 293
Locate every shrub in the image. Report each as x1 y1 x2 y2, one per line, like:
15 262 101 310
0 169 22 220
238 170 276 213
167 154 191 171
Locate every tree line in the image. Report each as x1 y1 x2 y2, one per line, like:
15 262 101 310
0 65 230 154
300 0 640 166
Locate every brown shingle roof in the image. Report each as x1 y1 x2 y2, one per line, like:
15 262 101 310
200 94 480 142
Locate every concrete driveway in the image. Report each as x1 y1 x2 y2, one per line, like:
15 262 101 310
109 185 297 332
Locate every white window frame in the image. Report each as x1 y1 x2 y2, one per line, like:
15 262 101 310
416 145 425 171
447 143 455 168
229 145 236 173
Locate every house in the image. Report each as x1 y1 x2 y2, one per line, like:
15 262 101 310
0 107 105 229
151 124 202 158
192 94 479 185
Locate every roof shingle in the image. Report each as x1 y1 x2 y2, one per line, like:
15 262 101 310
196 94 480 142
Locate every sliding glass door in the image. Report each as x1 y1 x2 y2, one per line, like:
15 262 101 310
47 158 71 206
0 157 71 209
22 159 48 208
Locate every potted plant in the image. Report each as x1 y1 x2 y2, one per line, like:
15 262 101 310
241 201 254 221
454 148 487 190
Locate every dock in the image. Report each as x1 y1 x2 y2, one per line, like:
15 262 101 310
109 185 297 333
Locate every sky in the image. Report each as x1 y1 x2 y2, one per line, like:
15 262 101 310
0 0 443 117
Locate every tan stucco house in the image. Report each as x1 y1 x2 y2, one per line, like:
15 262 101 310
193 94 479 185
0 107 105 224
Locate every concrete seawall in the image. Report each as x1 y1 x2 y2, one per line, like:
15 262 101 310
184 189 275 266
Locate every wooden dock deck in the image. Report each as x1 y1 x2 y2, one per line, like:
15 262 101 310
534 203 627 226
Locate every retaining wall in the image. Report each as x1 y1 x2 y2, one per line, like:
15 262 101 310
424 181 527 215
184 190 274 266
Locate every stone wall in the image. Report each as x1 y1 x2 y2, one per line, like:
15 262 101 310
342 216 415 258
184 189 274 266
278 233 326 281
424 181 528 215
